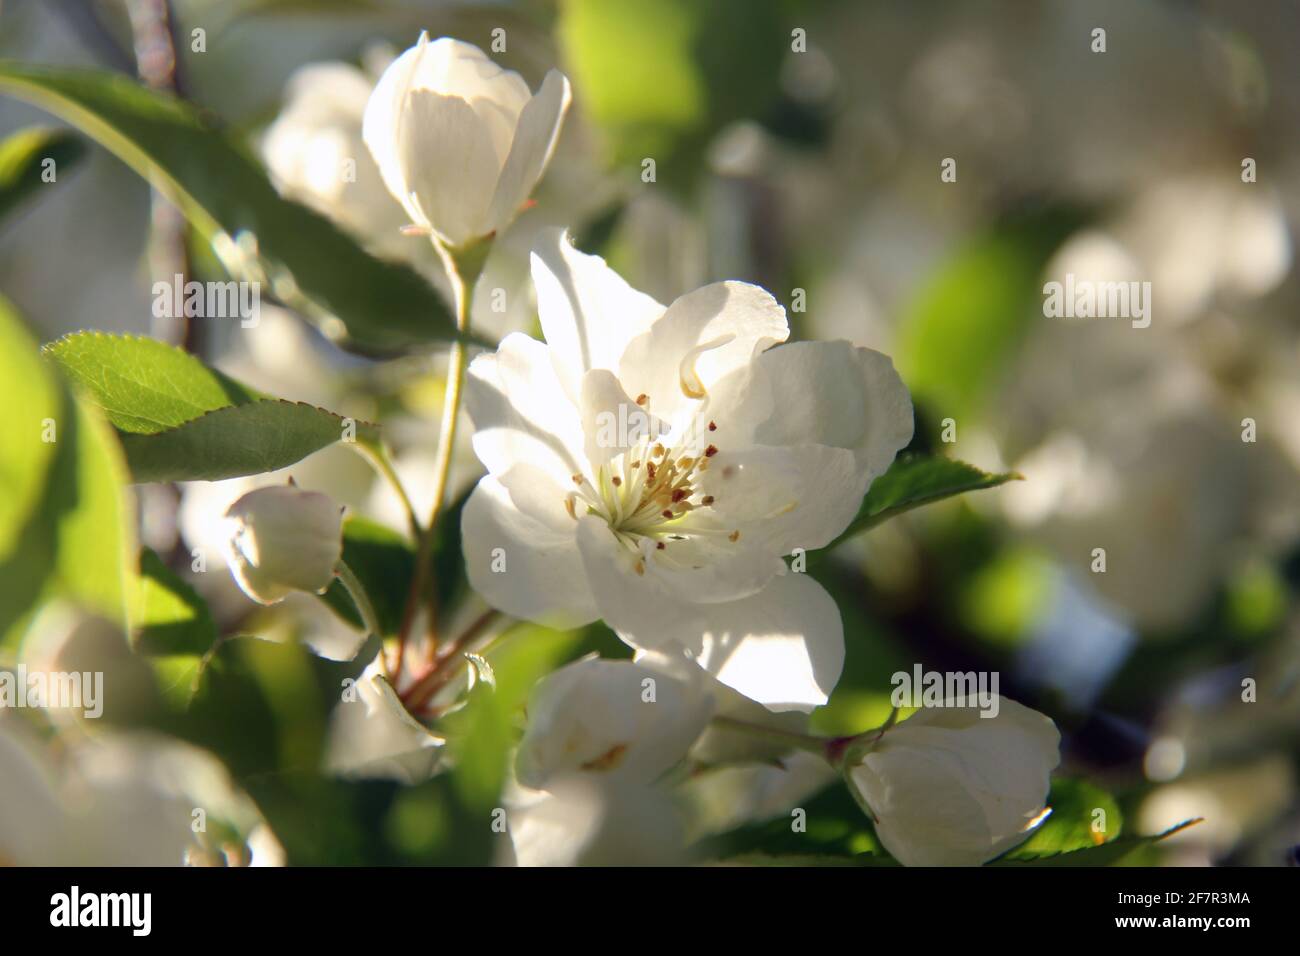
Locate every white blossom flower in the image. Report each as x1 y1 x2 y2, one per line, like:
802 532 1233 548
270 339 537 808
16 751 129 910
845 696 1061 866
324 664 445 784
223 485 344 605
362 33 571 247
503 773 686 867
262 61 412 261
515 656 713 789
0 721 281 866
462 229 913 712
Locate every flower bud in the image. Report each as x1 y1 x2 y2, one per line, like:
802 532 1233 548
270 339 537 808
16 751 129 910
362 33 570 247
223 485 343 605
515 657 713 790
844 696 1061 866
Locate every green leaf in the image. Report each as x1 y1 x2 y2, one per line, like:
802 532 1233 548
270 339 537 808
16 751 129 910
994 820 1202 867
692 780 888 863
0 126 87 223
0 297 134 647
825 453 1020 549
117 398 376 483
321 516 415 637
0 63 460 353
44 331 379 482
1004 778 1124 860
151 634 372 779
132 547 218 657
44 331 259 434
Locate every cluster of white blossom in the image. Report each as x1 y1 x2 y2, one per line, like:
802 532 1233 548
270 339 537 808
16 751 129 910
218 34 1064 867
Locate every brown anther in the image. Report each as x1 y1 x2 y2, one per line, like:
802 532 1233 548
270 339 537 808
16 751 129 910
572 473 585 485
728 530 741 542
656 542 666 550
653 443 666 458
636 393 648 406
646 462 657 480
631 460 641 469
662 509 674 519
708 421 717 432
702 495 715 506
611 476 622 487
671 489 688 503
704 444 719 457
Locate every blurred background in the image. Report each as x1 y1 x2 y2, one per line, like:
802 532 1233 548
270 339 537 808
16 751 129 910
2 0 1298 866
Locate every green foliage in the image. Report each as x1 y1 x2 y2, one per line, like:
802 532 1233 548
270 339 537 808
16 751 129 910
994 820 1202 867
44 331 379 482
0 62 460 353
1003 777 1123 860
699 773 1166 867
558 0 785 187
0 126 86 224
133 547 219 657
321 516 415 636
45 331 259 433
898 211 1084 417
0 296 133 648
826 453 1020 550
694 779 889 863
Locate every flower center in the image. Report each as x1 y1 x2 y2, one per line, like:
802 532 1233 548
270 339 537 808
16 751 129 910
563 413 738 572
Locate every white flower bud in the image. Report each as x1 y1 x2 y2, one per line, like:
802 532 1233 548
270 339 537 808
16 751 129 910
845 697 1061 866
515 657 713 790
362 33 571 247
223 485 344 605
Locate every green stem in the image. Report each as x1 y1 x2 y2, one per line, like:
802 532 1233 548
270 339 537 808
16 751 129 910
335 559 381 642
356 441 421 539
394 236 491 673
708 715 835 758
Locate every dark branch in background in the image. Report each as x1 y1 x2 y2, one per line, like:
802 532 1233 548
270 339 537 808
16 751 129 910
123 0 199 568
124 0 200 354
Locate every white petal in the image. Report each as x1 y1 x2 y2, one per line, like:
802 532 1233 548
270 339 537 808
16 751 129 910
505 773 685 866
618 281 789 422
0 726 67 865
574 514 783 624
722 341 914 483
363 36 530 244
515 657 712 789
395 89 503 243
575 520 842 712
464 332 586 486
461 475 597 627
325 670 444 784
530 229 665 402
687 573 845 713
850 698 1061 866
578 368 668 468
851 750 998 866
697 443 864 553
486 69 571 235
